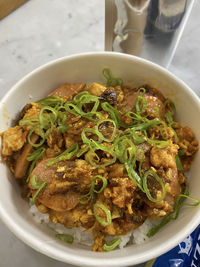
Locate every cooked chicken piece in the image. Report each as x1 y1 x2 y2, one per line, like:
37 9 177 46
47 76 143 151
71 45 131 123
175 125 199 156
86 83 107 96
47 128 63 149
49 83 86 101
49 204 95 229
1 126 27 156
150 141 179 169
66 118 95 136
109 177 136 212
23 102 40 120
108 163 125 178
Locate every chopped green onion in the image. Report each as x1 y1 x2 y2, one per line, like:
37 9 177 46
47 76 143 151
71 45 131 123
80 175 107 204
93 202 112 227
126 111 146 124
103 237 122 251
131 118 161 131
92 175 108 194
19 117 39 127
87 142 116 168
137 87 146 95
26 147 46 182
96 119 117 142
125 161 143 191
101 102 121 128
165 111 173 126
175 149 185 171
55 233 74 244
46 143 79 166
123 129 145 144
27 127 46 148
57 111 69 133
177 194 200 207
73 91 90 102
143 170 166 203
147 213 172 238
37 95 63 108
147 184 200 237
76 145 89 158
38 106 58 130
114 136 137 164
64 92 102 122
79 192 93 205
81 128 102 145
178 149 185 157
135 95 147 114
102 68 123 87
157 121 168 140
27 147 46 162
175 154 183 171
164 99 176 117
138 149 145 177
145 138 170 149
30 174 47 204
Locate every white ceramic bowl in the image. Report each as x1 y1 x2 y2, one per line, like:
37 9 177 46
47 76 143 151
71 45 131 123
0 52 200 267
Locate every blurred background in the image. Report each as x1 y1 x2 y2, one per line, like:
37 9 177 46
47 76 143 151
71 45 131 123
0 1 200 267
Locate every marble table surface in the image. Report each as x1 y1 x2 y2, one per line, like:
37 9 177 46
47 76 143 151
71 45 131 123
0 1 200 267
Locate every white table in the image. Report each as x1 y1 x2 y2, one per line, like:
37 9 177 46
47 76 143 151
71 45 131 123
0 1 200 266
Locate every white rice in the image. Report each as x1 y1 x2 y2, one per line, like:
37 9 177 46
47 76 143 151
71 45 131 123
29 204 158 248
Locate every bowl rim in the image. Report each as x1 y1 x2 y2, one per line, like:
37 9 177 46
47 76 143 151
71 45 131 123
0 51 200 267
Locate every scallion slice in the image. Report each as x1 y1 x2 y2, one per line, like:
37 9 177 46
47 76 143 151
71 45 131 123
147 184 200 237
92 175 108 194
80 175 107 204
46 143 79 166
102 68 123 87
26 147 46 182
30 174 47 204
96 118 117 142
93 202 112 227
135 95 147 114
55 233 74 244
103 237 122 251
37 94 63 108
175 154 183 171
143 170 166 203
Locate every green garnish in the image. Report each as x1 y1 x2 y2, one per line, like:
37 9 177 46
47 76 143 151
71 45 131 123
96 118 117 142
30 174 47 204
37 94 63 108
102 68 123 87
26 147 46 182
46 143 79 166
103 237 122 251
135 89 147 114
143 170 166 203
147 185 199 237
175 154 184 171
55 233 74 244
80 175 108 204
93 202 112 227
64 92 102 122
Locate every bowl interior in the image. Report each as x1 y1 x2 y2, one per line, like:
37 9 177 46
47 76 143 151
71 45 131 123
0 52 200 267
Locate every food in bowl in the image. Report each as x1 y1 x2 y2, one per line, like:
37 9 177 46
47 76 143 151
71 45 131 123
1 69 199 252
